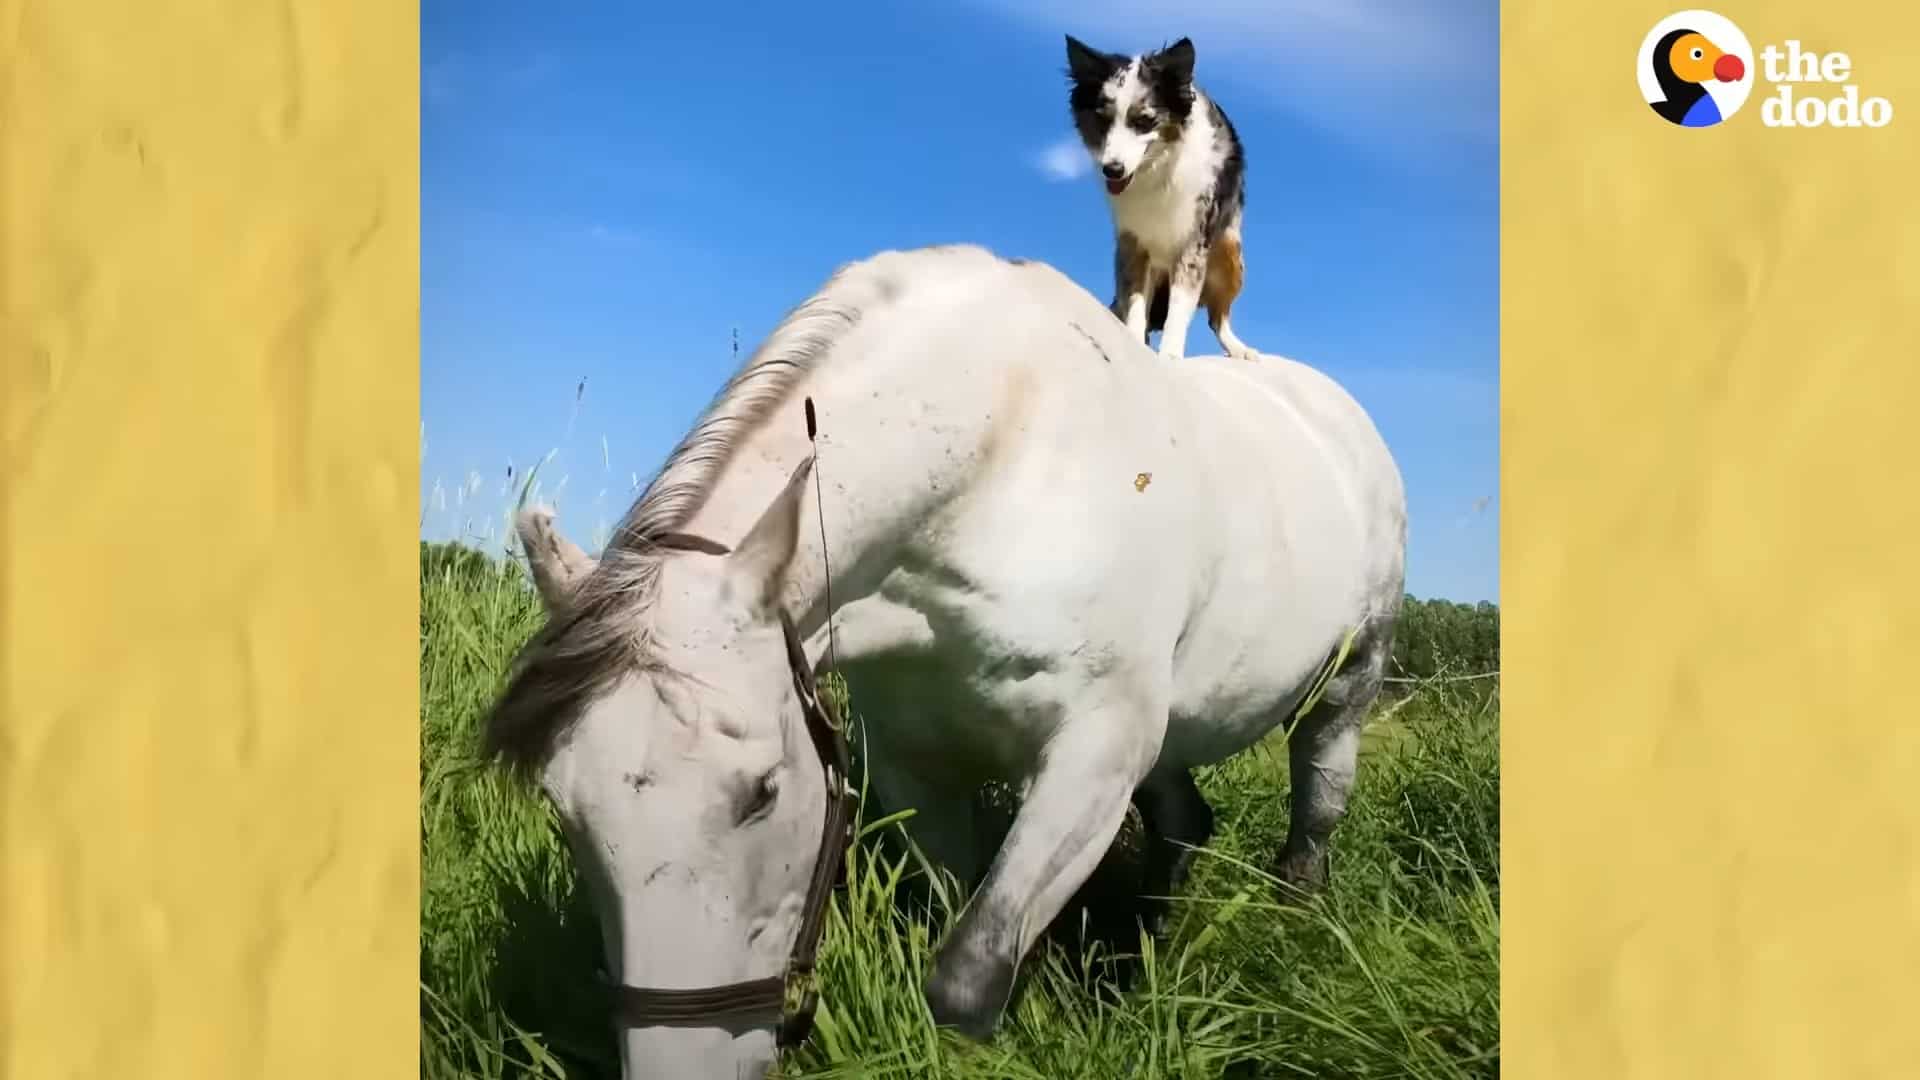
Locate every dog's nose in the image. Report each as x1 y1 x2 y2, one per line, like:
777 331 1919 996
1101 162 1126 180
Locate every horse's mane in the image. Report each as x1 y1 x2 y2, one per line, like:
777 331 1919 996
482 247 983 771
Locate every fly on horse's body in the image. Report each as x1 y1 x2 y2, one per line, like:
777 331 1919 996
485 244 1406 1079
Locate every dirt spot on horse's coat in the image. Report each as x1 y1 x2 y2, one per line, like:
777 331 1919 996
978 362 1038 475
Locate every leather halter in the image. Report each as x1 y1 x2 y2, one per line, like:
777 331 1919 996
598 531 855 1051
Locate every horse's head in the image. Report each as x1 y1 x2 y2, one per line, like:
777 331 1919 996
494 459 843 1080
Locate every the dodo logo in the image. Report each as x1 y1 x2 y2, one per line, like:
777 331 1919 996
1639 11 1895 129
1638 11 1754 127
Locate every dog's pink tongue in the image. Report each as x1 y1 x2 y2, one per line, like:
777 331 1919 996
1105 176 1129 195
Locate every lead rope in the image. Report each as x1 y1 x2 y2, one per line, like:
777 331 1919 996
803 395 849 857
804 396 839 674
777 396 849 1052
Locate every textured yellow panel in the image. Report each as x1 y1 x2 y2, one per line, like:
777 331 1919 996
1504 2 1920 1077
2 0 418 1076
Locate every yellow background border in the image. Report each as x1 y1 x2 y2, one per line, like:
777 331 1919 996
1505 2 1920 1076
4 0 418 1075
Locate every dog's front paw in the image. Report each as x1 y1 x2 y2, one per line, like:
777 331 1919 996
1156 345 1186 361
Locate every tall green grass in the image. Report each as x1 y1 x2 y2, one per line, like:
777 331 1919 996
420 554 1499 1079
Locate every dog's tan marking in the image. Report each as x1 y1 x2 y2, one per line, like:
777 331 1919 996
1200 230 1245 334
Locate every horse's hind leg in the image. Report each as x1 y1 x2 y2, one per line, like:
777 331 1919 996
1133 766 1215 935
1275 619 1394 896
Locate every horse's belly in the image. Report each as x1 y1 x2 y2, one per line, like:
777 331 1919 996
836 650 1048 788
1155 554 1372 769
1161 636 1328 769
1159 705 1295 770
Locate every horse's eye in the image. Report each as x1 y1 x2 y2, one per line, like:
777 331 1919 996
740 770 779 824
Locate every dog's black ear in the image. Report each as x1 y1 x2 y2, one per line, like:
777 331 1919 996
1147 37 1196 86
1065 34 1115 84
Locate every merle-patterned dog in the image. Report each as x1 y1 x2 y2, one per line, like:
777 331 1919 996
1065 34 1255 361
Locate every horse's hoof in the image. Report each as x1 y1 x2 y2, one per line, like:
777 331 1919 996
924 946 1014 1042
1271 848 1331 902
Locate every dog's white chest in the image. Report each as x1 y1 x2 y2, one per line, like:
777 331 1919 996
1108 148 1215 263
1113 193 1196 263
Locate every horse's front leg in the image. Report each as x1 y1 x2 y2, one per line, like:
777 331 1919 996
923 691 1167 1040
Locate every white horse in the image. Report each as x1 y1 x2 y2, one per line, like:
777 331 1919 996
485 244 1406 1079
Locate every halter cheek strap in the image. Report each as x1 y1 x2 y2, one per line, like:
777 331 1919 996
599 533 855 1051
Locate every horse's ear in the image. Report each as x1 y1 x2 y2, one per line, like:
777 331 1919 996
726 455 815 619
516 505 597 615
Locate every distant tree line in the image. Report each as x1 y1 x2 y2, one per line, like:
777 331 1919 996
420 539 523 586
1390 595 1499 681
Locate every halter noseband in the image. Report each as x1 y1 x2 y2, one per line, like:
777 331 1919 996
596 531 855 1051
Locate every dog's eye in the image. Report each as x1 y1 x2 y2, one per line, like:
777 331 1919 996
739 769 779 824
1128 111 1157 132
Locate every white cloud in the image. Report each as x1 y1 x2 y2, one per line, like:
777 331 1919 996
1033 135 1092 182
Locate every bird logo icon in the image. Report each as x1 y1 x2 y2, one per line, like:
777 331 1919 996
1638 11 1756 127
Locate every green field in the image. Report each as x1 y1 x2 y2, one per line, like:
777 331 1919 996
420 548 1500 1079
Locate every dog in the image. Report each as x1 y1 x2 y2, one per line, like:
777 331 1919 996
1064 34 1253 361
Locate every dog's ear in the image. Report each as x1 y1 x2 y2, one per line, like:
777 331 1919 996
1146 37 1196 87
1065 34 1116 84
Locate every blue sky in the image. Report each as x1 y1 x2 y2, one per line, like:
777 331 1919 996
422 0 1499 602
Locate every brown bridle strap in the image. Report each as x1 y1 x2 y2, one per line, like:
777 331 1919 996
603 531 855 1051
772 606 855 1047
606 975 787 1029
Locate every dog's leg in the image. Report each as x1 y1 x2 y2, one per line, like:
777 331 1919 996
1203 229 1254 361
1113 232 1153 344
1157 242 1207 361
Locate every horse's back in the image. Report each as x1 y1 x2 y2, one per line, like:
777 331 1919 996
816 247 1405 762
1176 351 1404 555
